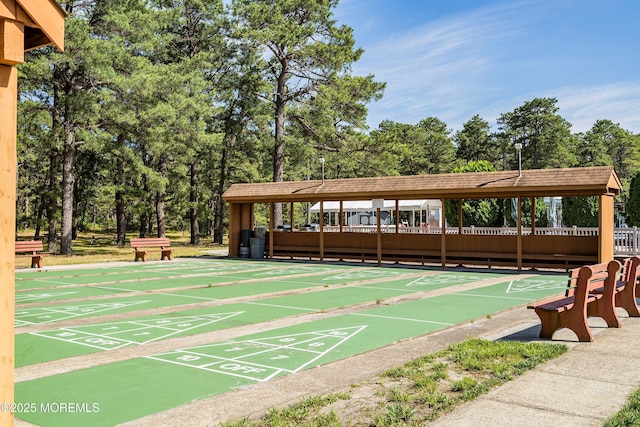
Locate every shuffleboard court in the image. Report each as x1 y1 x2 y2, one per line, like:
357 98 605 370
15 264 435 305
14 261 346 290
15 271 501 366
15 272 568 427
14 259 299 282
15 287 131 304
15 269 504 327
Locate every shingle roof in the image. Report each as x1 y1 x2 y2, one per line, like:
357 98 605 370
222 166 621 203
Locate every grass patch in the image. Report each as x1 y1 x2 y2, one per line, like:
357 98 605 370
15 229 226 268
605 387 640 427
223 338 567 426
220 393 350 427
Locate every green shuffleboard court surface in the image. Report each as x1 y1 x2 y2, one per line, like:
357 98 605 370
14 265 453 325
15 261 345 290
16 265 360 305
16 270 505 367
15 271 567 427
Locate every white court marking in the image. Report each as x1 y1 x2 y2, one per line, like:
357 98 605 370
15 291 77 304
506 277 567 293
404 274 486 287
30 312 244 350
145 325 367 382
322 269 405 282
253 266 338 276
15 300 150 327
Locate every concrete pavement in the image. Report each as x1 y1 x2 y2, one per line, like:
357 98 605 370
431 312 640 427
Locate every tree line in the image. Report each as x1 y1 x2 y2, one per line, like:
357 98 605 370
16 0 640 255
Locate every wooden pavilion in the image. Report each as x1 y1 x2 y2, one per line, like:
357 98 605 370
1 2 65 425
223 166 621 269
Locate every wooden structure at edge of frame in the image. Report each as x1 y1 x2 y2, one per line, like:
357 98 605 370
1 1 65 426
223 166 621 270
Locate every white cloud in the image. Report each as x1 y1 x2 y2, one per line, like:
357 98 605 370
353 1 552 130
554 84 640 133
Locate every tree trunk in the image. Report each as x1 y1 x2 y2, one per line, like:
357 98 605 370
46 147 59 254
272 89 286 226
214 139 231 245
156 191 166 238
115 155 127 247
60 126 76 256
34 193 44 239
190 160 200 245
138 174 149 237
155 155 167 238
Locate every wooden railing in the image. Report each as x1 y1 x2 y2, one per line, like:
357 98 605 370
313 225 639 256
322 225 599 236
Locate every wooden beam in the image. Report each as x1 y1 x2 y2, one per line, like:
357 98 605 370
0 0 17 21
0 63 17 427
16 0 65 51
0 19 24 65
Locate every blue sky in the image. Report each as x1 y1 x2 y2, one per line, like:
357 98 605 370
333 0 640 134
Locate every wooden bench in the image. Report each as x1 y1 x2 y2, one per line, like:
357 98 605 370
592 256 640 318
15 240 48 268
527 260 621 342
130 238 173 262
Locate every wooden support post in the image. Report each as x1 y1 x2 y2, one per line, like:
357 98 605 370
457 199 463 234
228 203 239 256
289 202 294 232
395 199 399 233
376 207 382 265
441 197 447 268
339 200 343 232
1 5 64 425
517 196 522 271
319 201 324 261
599 194 615 263
0 63 17 427
269 203 274 259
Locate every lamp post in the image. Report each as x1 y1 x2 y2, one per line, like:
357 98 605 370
319 156 325 184
514 142 522 176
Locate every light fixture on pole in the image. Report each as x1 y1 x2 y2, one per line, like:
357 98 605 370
319 157 325 184
514 142 522 177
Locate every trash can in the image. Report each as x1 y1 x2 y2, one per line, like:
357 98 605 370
254 226 267 239
239 246 250 258
249 237 265 259
240 229 252 248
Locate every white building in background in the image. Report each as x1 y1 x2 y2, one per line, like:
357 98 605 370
309 199 442 227
545 196 562 227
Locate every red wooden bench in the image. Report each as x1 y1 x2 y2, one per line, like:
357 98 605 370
15 240 48 268
527 260 621 342
130 237 173 262
592 256 640 318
